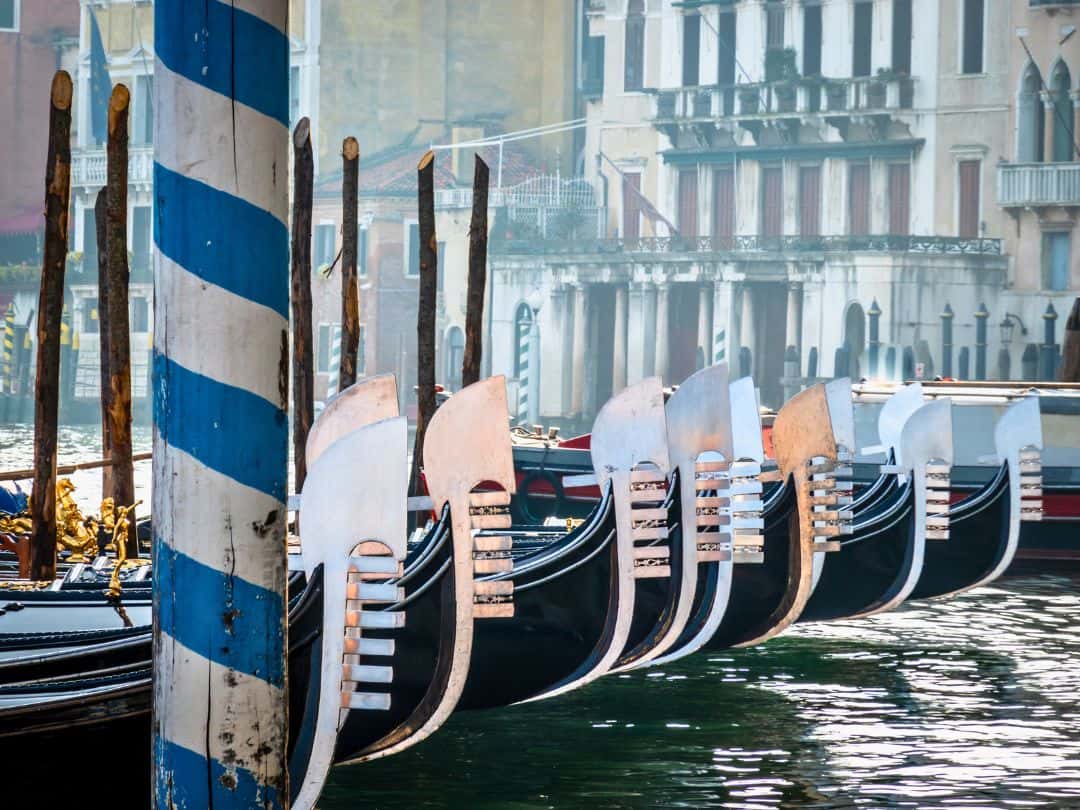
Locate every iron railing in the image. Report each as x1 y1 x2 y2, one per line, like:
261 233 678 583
71 146 154 187
492 234 1004 256
997 162 1080 207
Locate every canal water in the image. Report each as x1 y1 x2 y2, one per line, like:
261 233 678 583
2 425 1078 808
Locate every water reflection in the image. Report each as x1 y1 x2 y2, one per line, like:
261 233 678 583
325 575 1080 809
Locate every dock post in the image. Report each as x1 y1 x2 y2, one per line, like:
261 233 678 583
291 119 315 490
153 3 290 808
409 151 438 496
30 71 73 583
339 137 361 390
940 303 954 378
95 189 113 498
462 156 489 389
1061 298 1080 382
1042 303 1059 381
974 303 989 381
867 298 881 378
105 84 136 556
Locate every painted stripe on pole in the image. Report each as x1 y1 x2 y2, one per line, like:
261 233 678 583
155 0 289 127
714 329 726 365
154 738 282 810
157 254 287 405
153 355 287 501
154 1 288 805
154 165 289 319
153 61 289 225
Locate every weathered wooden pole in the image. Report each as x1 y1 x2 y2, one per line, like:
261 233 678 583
1042 303 1059 380
291 118 315 490
95 189 113 498
1061 298 1080 382
105 84 137 557
339 137 361 389
409 151 438 495
30 71 73 582
462 156 489 388
153 3 289 807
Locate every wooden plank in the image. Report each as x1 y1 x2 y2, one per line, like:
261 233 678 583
461 157 488 388
291 119 315 490
31 72 73 582
339 136 361 389
105 84 137 556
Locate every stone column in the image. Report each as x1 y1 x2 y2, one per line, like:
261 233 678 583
785 283 801 353
553 285 572 415
654 282 670 384
1042 92 1055 163
739 284 755 378
696 283 712 370
570 284 587 416
613 283 628 393
627 281 647 385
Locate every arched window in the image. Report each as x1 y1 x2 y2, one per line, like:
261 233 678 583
514 303 533 378
624 0 646 92
445 326 465 391
1051 62 1075 163
1018 63 1045 163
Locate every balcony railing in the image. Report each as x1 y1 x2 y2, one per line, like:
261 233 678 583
492 234 1003 257
72 146 154 188
997 162 1080 207
654 75 915 123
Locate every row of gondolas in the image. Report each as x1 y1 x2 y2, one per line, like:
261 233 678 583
0 365 1046 806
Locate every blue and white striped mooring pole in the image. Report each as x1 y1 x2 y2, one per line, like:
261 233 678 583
153 3 290 808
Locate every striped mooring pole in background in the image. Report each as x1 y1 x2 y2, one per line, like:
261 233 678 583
714 328 726 366
326 323 342 398
517 310 530 422
3 303 14 393
153 3 290 808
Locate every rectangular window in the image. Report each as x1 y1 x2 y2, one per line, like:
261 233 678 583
682 14 700 87
290 65 301 127
1043 232 1071 291
803 5 822 76
131 297 149 333
406 222 420 277
888 164 911 236
761 167 784 238
83 298 100 334
622 171 642 240
853 2 873 77
958 160 981 238
133 75 153 146
359 227 369 277
314 223 336 268
0 0 18 31
717 11 737 86
892 0 913 74
962 0 984 75
713 167 735 245
849 163 871 236
678 170 698 237
132 206 151 272
83 207 98 272
624 0 646 92
799 166 822 237
766 3 785 49
317 323 340 374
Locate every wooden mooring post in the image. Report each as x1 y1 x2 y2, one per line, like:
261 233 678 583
30 71 73 582
1061 298 1080 383
95 188 113 498
291 118 315 490
339 136 361 390
153 3 290 808
462 156 489 388
105 84 137 556
409 151 438 496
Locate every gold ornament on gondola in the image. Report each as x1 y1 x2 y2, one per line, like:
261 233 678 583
106 499 143 600
55 478 100 563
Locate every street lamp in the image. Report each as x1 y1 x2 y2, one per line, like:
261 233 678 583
999 312 1028 346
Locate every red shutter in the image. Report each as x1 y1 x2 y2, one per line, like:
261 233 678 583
849 163 870 236
888 163 910 236
799 166 821 237
679 170 699 237
761 167 783 237
622 172 641 240
958 160 981 238
713 167 735 247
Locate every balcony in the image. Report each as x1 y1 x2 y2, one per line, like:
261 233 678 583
653 75 915 124
71 146 154 188
492 234 1002 257
997 162 1080 208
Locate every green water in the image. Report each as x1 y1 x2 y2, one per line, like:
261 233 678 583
324 574 1080 809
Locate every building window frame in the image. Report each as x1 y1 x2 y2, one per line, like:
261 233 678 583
624 0 647 93
0 0 19 32
959 0 986 76
314 221 337 271
404 219 420 278
955 156 983 238
1042 229 1072 292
